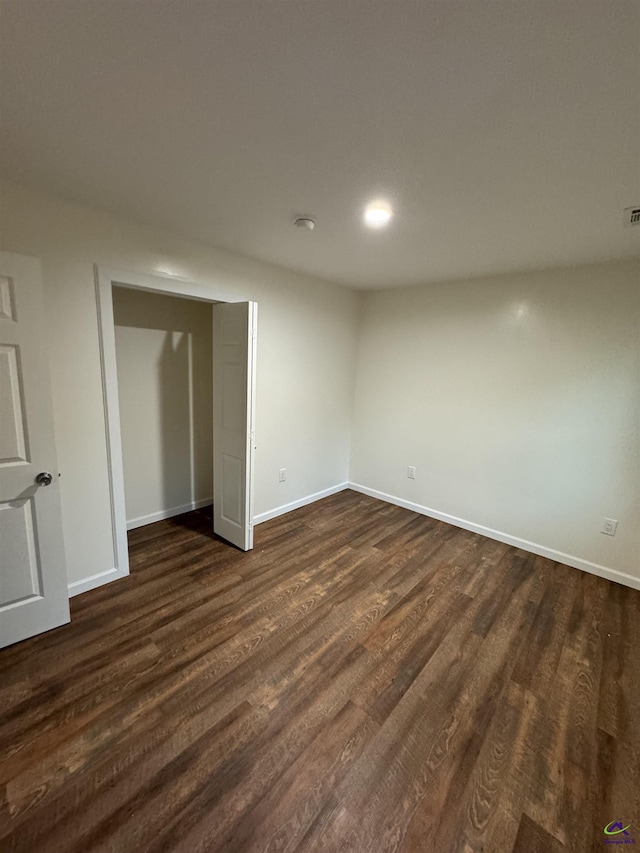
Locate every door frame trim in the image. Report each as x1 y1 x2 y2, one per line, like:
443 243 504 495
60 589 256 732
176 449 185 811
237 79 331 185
92 265 249 597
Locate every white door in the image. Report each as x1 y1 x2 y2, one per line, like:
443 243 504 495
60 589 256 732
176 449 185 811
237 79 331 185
0 252 69 648
212 301 257 551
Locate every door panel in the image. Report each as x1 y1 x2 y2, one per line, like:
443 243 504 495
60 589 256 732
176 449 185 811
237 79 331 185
0 274 16 321
0 252 69 648
0 343 29 463
0 498 41 604
212 301 257 551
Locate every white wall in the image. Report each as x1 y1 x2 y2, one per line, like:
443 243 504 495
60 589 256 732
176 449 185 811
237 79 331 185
112 287 213 527
350 260 640 584
0 180 361 588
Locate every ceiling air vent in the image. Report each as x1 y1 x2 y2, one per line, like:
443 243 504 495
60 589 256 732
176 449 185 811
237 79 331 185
623 206 640 227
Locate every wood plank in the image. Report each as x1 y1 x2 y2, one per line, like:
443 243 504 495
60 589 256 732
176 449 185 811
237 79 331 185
513 813 566 852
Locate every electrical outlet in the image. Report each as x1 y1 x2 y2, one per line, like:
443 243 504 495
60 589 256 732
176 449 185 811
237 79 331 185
279 468 286 483
407 466 416 480
601 517 618 536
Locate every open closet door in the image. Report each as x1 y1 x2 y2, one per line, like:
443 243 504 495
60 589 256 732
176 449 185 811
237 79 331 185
212 301 257 551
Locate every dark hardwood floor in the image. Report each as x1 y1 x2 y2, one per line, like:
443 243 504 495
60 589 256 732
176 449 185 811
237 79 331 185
1 490 638 852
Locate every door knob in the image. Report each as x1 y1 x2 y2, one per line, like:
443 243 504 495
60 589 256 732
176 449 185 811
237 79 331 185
35 472 53 486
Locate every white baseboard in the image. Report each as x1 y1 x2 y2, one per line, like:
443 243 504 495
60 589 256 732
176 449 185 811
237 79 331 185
126 497 213 530
253 483 349 525
68 481 639 598
348 482 640 592
68 566 129 598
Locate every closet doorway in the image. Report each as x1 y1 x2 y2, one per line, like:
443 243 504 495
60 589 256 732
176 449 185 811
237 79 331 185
96 267 257 586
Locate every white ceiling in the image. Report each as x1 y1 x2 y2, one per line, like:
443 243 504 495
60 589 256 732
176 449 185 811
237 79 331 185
1 1 638 290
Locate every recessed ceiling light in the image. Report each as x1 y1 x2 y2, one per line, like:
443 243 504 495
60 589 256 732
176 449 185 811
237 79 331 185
364 201 393 228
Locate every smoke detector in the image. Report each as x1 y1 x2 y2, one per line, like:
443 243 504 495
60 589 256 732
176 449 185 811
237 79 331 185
623 206 640 227
294 217 315 231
